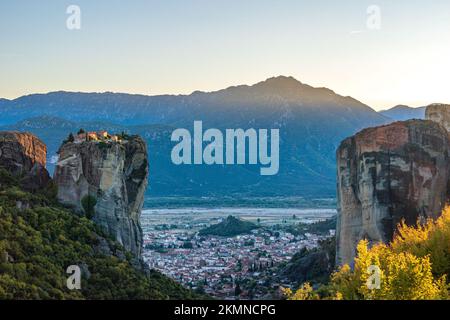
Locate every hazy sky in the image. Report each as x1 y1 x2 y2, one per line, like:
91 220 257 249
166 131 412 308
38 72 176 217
1 0 449 110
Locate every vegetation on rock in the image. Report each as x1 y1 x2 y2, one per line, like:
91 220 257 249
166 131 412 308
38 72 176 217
280 237 336 287
199 215 258 237
0 168 200 299
275 216 336 237
286 207 450 300
81 195 97 219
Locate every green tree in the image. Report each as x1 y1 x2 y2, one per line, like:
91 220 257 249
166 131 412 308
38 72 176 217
235 259 242 272
68 133 74 143
234 283 242 297
81 195 97 219
182 241 193 249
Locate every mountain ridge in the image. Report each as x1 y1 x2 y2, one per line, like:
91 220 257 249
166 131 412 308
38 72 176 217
0 76 387 130
0 76 390 198
379 105 426 121
1 76 344 99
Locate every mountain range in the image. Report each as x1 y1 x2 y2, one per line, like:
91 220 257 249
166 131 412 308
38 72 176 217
0 76 393 198
380 105 426 121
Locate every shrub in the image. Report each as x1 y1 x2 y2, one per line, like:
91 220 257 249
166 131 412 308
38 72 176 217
81 195 97 219
287 207 450 300
68 133 74 143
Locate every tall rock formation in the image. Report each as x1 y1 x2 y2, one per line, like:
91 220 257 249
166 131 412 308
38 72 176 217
0 131 50 190
336 120 450 265
426 104 450 132
53 135 149 259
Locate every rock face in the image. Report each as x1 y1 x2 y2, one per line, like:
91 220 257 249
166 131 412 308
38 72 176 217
0 131 50 190
426 104 450 132
53 136 149 259
336 120 450 265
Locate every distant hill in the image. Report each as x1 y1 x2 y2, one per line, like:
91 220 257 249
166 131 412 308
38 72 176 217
379 105 426 121
0 76 390 198
199 216 259 237
278 216 337 236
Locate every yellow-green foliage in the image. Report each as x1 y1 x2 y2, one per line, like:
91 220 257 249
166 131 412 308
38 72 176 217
391 207 450 278
283 283 319 300
329 241 447 300
287 207 450 300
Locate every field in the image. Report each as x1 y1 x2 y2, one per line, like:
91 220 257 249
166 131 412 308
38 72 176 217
141 206 337 233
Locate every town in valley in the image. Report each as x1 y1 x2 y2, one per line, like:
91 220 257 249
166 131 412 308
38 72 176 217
141 207 336 299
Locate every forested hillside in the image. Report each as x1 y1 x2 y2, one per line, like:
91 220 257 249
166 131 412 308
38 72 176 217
0 168 200 299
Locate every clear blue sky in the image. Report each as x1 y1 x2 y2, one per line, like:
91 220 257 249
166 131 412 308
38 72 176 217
1 0 449 109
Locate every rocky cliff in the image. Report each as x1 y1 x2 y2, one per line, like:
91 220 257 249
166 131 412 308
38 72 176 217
0 131 50 190
426 104 450 132
53 136 149 259
336 120 450 265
